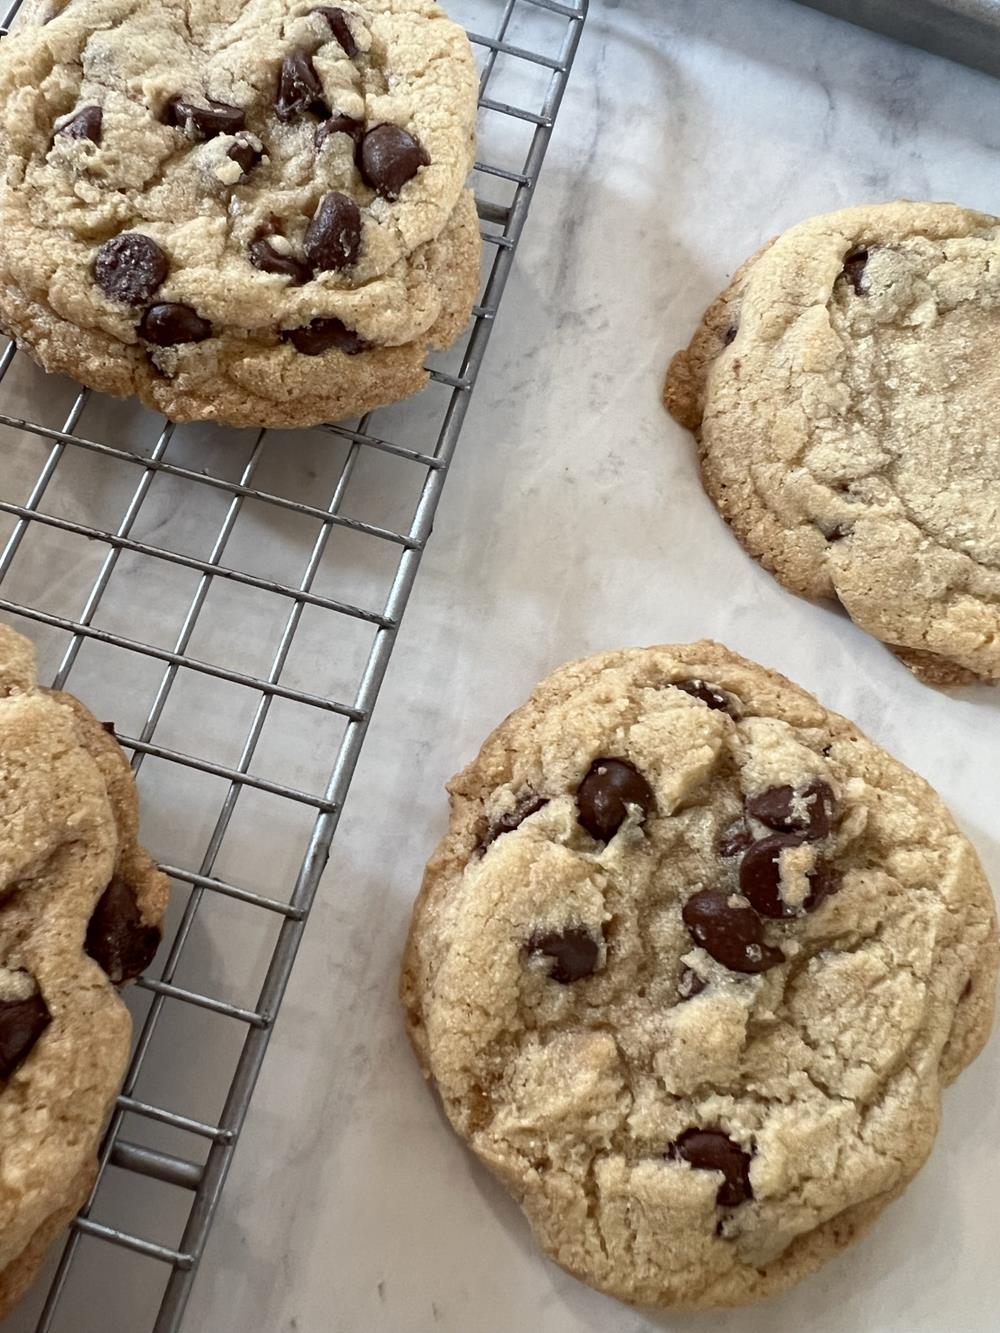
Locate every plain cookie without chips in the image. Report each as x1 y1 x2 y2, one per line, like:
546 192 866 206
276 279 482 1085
0 623 168 1316
0 0 480 426
402 643 998 1310
664 202 1000 686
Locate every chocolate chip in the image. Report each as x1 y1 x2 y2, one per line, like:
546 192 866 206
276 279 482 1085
739 834 839 918
94 233 168 306
358 124 429 199
682 889 783 973
528 928 601 984
0 991 50 1079
57 104 102 143
722 325 737 346
86 879 161 984
669 1128 753 1206
304 191 362 271
249 237 311 284
825 524 852 543
165 96 245 140
315 112 365 149
100 720 117 736
139 303 212 346
480 795 549 851
276 49 327 121
228 136 263 176
841 249 869 295
718 822 754 858
671 679 733 713
576 758 655 843
677 968 706 1001
746 779 835 841
313 5 358 56
283 317 366 355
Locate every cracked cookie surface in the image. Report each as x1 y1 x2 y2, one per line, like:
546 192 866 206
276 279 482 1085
0 623 168 1316
401 642 998 1310
0 0 479 425
664 202 1000 686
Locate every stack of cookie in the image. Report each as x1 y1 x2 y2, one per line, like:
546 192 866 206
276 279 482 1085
0 0 481 427
0 624 167 1316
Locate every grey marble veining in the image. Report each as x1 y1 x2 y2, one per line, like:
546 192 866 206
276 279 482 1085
4 0 1000 1329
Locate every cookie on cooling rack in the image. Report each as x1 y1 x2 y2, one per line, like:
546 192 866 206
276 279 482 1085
664 201 1000 686
401 642 998 1310
0 623 168 1318
0 0 480 427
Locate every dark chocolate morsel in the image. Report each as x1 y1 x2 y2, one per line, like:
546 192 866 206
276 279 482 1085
100 720 117 736
671 679 733 713
682 889 784 973
283 317 366 355
0 990 51 1079
57 104 103 143
249 237 311 284
677 968 707 1001
718 822 754 858
358 124 429 198
528 928 601 984
304 191 362 271
312 5 358 56
165 96 245 139
739 834 839 918
576 758 655 843
228 136 264 176
669 1128 753 1206
94 233 168 306
139 303 212 346
276 49 327 121
85 879 161 984
315 112 365 148
480 795 549 851
746 779 835 841
722 325 737 346
841 248 869 295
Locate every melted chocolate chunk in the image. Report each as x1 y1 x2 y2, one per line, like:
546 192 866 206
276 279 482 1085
283 317 366 355
86 879 161 984
315 112 365 149
576 758 655 843
718 822 754 858
358 124 429 198
139 303 211 346
0 990 50 1079
100 720 117 736
57 104 102 143
677 968 707 1001
682 889 784 973
480 795 548 851
739 834 839 918
722 325 737 347
313 5 358 56
165 96 245 139
669 1128 753 1206
746 779 835 841
249 237 311 284
304 191 362 271
841 249 869 295
228 136 264 176
276 49 327 121
528 928 601 984
671 679 733 713
94 233 168 307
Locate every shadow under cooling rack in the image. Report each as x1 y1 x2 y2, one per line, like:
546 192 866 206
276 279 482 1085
0 0 588 1330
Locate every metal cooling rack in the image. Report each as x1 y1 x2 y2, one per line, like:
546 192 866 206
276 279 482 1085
0 0 587 1328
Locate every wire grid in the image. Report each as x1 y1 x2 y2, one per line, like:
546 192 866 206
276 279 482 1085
0 0 587 1328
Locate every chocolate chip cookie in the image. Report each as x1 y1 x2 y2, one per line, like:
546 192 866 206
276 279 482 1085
0 0 480 426
401 643 998 1310
664 202 1000 686
0 623 168 1317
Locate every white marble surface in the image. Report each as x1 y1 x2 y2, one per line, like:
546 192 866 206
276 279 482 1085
4 0 1000 1329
